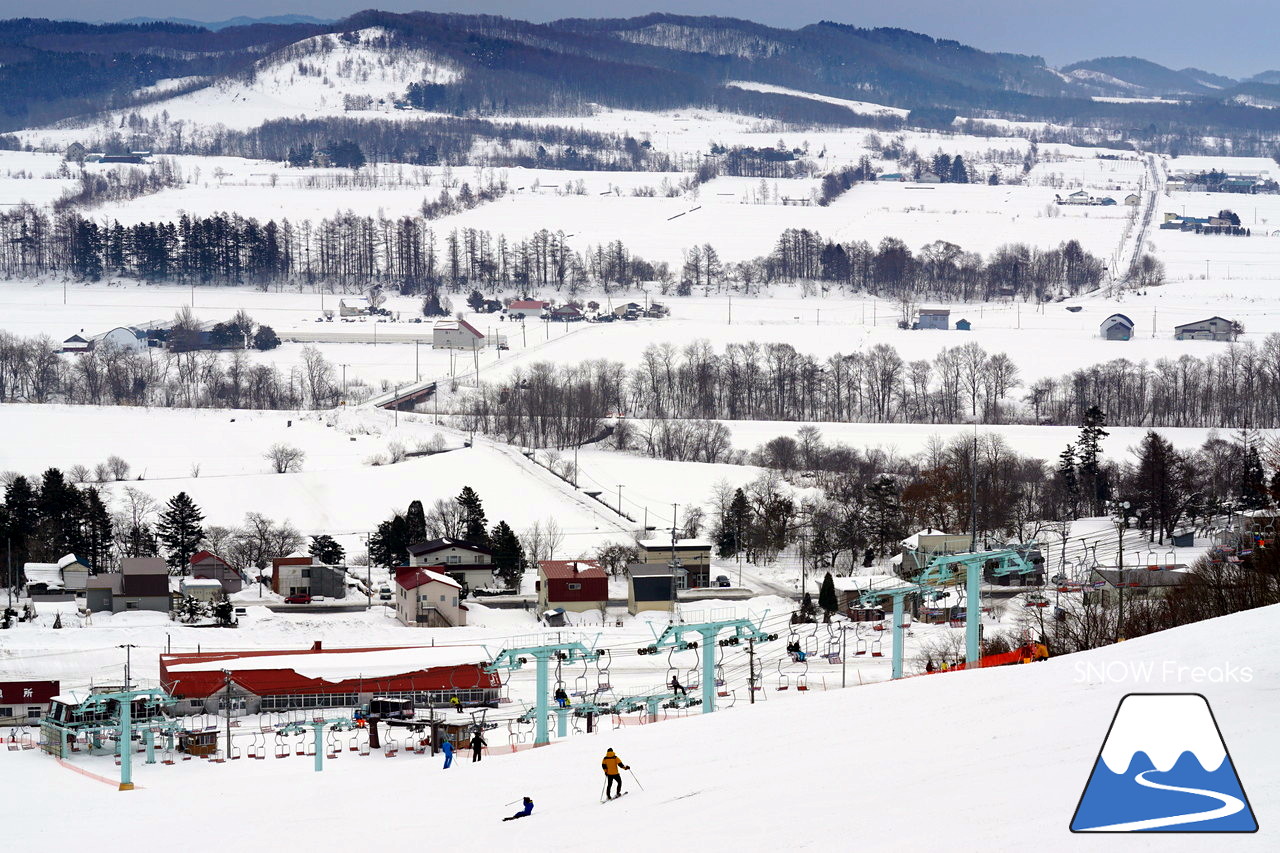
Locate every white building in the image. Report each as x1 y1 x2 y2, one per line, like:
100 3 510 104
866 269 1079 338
507 300 550 319
395 568 467 627
339 297 371 317
179 578 225 605
432 319 486 350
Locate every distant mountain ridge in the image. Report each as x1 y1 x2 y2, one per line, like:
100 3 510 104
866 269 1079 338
3 10 1280 138
113 15 334 31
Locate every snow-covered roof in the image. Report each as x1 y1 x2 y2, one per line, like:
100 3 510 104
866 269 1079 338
57 553 85 569
397 567 463 591
181 578 224 589
899 529 952 549
636 537 712 549
827 574 900 593
23 563 63 589
166 646 488 681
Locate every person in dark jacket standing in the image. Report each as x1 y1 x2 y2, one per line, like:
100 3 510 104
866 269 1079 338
503 797 534 821
601 748 629 799
471 731 486 762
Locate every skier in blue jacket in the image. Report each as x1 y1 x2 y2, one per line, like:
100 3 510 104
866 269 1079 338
503 797 535 821
442 739 454 768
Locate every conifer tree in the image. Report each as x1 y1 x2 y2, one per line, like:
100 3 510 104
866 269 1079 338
405 499 427 544
456 487 489 546
369 514 409 567
157 492 205 573
818 572 839 623
79 487 114 573
308 534 345 565
490 520 526 590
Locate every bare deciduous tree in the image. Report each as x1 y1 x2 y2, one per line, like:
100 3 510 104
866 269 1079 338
266 443 306 473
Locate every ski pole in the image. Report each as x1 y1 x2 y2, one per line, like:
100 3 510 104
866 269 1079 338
628 768 644 791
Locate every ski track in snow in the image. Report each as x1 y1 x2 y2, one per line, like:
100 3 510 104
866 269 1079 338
1077 769 1245 831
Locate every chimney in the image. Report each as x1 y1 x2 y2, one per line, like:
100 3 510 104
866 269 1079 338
572 563 579 576
311 641 322 651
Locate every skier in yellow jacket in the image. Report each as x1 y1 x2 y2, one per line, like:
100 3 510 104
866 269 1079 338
601 748 630 799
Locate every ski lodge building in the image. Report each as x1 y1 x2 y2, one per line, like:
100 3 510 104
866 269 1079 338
160 643 499 714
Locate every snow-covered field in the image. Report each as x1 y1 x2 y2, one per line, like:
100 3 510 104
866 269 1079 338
1 604 1273 851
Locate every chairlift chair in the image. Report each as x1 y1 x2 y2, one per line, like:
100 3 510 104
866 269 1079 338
775 659 790 691
870 632 884 658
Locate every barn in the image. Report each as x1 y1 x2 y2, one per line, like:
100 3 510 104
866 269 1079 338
1100 313 1135 341
159 642 500 714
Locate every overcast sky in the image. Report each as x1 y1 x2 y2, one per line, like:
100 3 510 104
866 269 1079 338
13 1 1277 79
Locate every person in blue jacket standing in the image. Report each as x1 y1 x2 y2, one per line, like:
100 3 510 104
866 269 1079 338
442 739 454 768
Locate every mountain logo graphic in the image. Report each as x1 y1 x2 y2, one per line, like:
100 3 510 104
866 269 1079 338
1071 693 1258 832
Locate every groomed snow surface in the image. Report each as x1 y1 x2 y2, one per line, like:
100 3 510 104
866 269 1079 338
2 605 1274 851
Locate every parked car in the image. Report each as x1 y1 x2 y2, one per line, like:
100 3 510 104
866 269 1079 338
379 592 393 601
312 595 327 602
284 594 312 604
715 575 731 588
497 343 510 350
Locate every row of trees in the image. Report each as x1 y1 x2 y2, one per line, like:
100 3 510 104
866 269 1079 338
459 340 1025 448
1029 334 1280 428
700 416 1280 578
0 472 211 580
0 330 337 410
0 199 1108 304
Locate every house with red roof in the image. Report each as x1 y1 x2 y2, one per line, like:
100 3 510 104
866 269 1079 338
395 567 467 627
507 299 550 319
536 559 608 613
432 318 485 349
189 550 243 593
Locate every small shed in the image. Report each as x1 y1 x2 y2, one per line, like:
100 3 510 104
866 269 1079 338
1171 530 1195 548
1100 313 1135 341
1125 193 1141 206
916 308 950 330
339 297 371 317
180 578 224 605
62 334 91 353
626 563 674 615
955 318 971 331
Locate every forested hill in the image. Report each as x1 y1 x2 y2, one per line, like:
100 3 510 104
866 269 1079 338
4 11 1280 136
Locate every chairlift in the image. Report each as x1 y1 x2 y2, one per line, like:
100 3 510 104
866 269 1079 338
870 631 884 658
1025 592 1050 608
853 625 868 656
596 650 613 691
803 628 819 656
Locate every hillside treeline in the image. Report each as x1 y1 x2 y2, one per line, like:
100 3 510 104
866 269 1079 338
0 202 1108 306
459 334 1280 448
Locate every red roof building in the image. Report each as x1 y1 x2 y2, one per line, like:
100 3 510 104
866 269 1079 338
190 550 242 594
160 642 498 713
536 559 608 613
394 567 467 628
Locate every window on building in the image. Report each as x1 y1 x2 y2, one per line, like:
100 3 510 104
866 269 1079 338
301 569 311 578
190 699 203 709
567 582 581 591
26 707 41 720
0 707 12 718
125 601 138 609
439 594 446 602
